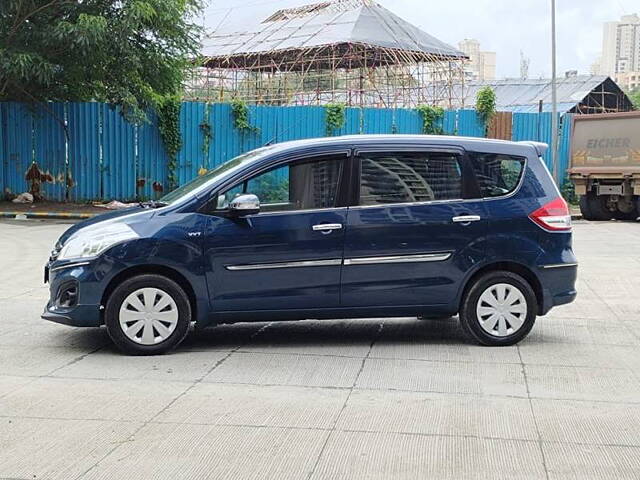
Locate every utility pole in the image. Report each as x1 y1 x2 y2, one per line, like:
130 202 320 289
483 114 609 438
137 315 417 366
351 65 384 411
551 0 559 185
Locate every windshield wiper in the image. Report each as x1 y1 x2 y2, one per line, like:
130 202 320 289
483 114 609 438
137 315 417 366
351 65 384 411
138 200 168 209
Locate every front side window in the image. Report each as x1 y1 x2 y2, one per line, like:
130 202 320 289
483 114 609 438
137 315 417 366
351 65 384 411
217 155 344 212
358 152 463 206
469 153 525 198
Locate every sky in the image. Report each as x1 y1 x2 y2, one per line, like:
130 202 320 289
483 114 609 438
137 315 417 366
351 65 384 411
201 0 637 79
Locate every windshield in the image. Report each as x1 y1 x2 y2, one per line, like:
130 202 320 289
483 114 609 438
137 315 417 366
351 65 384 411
159 146 277 204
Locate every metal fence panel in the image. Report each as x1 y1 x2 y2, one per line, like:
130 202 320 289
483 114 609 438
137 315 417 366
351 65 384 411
457 109 485 137
102 106 136 200
67 102 101 201
177 102 206 185
3 102 33 197
33 103 66 201
137 109 168 199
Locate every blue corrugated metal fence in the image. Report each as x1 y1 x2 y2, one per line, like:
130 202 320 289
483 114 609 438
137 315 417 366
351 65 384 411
0 102 573 201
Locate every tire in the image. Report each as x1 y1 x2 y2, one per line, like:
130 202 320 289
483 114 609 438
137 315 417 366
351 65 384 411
459 271 537 346
578 195 595 220
586 193 613 221
105 274 191 355
613 208 639 221
613 197 638 221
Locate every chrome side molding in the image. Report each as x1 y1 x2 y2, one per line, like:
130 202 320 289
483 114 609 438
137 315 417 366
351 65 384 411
344 252 452 265
539 263 578 269
226 252 453 271
225 259 343 271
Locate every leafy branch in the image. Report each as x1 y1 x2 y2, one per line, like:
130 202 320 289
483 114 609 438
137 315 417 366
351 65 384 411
415 105 444 134
230 99 259 133
476 86 497 137
156 95 182 191
325 103 346 135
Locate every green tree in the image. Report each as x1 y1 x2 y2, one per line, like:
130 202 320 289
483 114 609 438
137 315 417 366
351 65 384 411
628 88 640 109
0 0 203 123
476 86 497 136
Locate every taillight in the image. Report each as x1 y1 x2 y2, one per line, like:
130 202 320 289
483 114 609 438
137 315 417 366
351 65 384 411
529 197 572 232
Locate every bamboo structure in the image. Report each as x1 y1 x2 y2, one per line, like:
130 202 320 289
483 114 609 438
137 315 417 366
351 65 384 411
189 0 468 109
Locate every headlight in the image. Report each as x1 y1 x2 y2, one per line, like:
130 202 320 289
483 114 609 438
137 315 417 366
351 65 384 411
58 223 139 261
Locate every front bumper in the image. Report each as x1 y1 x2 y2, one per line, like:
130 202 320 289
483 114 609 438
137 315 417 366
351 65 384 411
42 303 102 327
42 261 104 327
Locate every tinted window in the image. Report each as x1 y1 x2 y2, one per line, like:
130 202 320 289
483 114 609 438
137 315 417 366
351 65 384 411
217 155 343 212
358 152 463 206
469 153 525 198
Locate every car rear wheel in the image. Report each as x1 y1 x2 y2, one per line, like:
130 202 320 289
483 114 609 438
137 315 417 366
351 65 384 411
105 274 191 355
459 271 537 346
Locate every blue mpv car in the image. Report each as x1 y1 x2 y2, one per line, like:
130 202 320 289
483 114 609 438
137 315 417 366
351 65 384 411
43 135 577 355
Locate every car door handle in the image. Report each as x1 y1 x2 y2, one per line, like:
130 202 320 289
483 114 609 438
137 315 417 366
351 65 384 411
312 223 343 232
452 215 481 224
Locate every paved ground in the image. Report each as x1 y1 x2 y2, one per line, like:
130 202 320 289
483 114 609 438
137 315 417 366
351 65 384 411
0 219 639 479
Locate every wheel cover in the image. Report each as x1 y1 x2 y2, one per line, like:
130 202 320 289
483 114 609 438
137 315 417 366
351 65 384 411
476 283 527 337
119 287 179 345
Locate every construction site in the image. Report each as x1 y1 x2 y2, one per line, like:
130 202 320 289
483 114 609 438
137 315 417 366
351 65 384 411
192 0 469 109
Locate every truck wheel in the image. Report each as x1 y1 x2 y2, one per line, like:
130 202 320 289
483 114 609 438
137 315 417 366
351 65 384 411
613 197 638 221
578 195 595 220
587 194 613 221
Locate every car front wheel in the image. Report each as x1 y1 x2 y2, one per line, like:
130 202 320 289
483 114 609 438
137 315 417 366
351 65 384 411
105 274 191 355
459 271 537 346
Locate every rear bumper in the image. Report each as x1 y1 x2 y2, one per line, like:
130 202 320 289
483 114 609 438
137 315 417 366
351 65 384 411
538 263 578 315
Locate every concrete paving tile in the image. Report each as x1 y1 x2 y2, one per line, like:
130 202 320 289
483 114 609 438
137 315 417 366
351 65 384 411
52 349 230 382
0 345 94 377
156 382 348 429
370 318 524 365
0 417 141 480
519 343 638 368
203 351 363 388
180 322 272 351
82 423 328 480
370 340 521 364
356 357 528 397
0 377 190 422
336 389 538 440
240 319 381 357
0 375 34 399
525 364 640 402
545 443 640 480
0 322 108 349
525 316 638 345
310 431 546 480
532 399 640 446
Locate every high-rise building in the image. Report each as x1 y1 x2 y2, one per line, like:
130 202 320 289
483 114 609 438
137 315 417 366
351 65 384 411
458 39 496 81
596 14 640 77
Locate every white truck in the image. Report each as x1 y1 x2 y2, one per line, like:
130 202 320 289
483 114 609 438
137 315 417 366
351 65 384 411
569 112 640 220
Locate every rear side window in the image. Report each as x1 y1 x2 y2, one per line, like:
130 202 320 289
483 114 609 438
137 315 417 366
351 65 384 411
358 152 464 206
469 153 525 198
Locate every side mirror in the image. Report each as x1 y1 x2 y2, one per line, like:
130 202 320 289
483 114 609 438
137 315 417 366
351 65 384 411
229 194 260 216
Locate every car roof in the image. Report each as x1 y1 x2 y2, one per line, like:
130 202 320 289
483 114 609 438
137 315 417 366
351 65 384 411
264 135 547 158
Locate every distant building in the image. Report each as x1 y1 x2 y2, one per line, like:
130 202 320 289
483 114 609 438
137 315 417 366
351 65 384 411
458 39 496 81
616 71 640 91
594 14 640 78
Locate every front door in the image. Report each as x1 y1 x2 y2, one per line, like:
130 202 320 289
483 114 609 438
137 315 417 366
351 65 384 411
203 152 349 312
341 148 487 308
